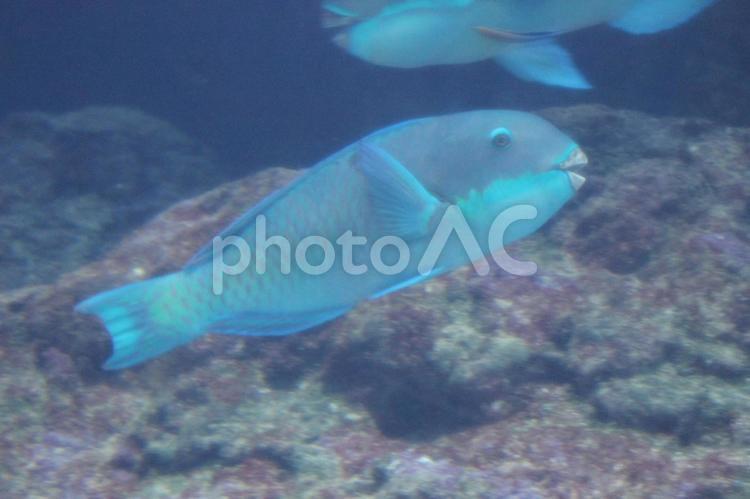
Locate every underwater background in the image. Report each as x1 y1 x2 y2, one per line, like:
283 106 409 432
2 1 750 497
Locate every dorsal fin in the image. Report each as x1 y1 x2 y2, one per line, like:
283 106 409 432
475 26 560 43
184 120 428 270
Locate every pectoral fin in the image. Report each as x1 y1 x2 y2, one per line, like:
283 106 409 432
610 0 716 34
494 40 591 90
355 142 443 239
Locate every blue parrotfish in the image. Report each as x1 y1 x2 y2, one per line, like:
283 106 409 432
326 0 717 89
76 110 588 369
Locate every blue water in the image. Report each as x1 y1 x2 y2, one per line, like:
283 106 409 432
3 1 747 171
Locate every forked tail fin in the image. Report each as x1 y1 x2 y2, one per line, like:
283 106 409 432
76 274 199 370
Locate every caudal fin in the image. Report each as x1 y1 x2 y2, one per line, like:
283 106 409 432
610 0 716 35
76 274 197 370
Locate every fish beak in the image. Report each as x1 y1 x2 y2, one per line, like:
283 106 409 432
567 171 586 191
560 146 588 170
559 146 588 192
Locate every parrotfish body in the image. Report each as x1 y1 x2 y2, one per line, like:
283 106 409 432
327 0 717 88
77 111 587 369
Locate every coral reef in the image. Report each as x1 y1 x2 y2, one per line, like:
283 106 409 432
1 105 749 497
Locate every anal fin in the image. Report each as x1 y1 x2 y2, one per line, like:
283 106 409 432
494 40 591 90
475 26 559 43
206 306 352 336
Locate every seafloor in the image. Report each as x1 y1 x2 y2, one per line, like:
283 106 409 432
1 105 749 498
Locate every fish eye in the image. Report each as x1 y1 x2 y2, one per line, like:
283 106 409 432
490 128 512 149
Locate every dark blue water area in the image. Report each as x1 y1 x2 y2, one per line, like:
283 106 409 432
2 1 749 174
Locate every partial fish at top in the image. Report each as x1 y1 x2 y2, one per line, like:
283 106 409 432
325 0 717 89
322 0 468 27
321 0 394 27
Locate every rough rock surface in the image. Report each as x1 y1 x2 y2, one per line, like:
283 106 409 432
0 107 219 291
1 105 749 497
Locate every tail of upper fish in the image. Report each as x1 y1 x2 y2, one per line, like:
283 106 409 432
611 0 716 35
75 273 201 370
321 0 387 28
322 2 360 28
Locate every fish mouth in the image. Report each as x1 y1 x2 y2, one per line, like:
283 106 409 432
557 145 588 191
559 145 588 170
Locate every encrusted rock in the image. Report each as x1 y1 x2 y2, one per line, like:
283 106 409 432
1 105 749 497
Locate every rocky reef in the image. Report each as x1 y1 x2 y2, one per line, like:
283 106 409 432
1 105 749 497
0 107 219 291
